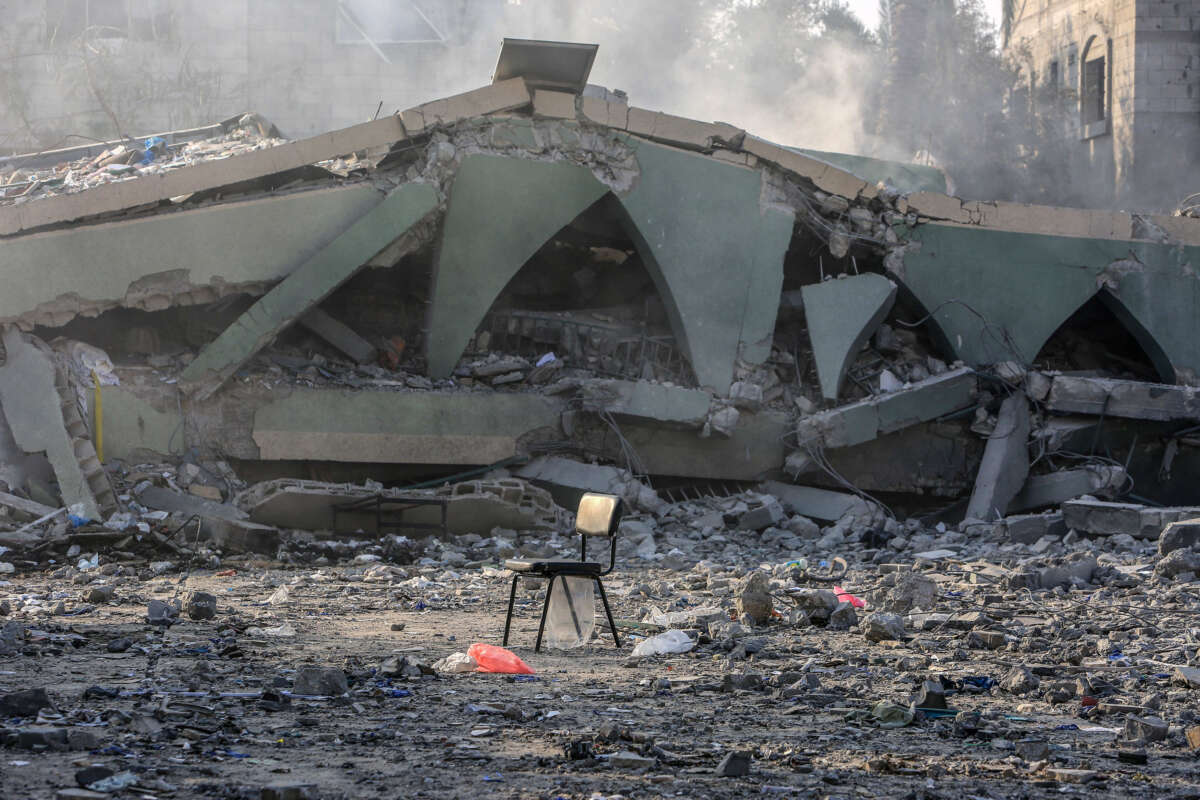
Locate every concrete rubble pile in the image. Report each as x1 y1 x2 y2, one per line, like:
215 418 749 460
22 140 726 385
2 40 1200 798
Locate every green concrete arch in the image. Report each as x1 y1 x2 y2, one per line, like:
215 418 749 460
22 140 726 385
425 145 795 393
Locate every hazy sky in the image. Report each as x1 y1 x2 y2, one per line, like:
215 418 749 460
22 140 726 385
846 0 1004 29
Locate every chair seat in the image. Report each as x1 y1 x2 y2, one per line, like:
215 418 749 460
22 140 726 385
505 559 603 575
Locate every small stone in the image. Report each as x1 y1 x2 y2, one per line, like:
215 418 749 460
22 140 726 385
1124 715 1168 743
1015 738 1050 760
862 612 905 642
1174 666 1200 690
715 750 751 777
145 599 178 627
1186 725 1200 751
0 687 54 718
184 591 217 621
1117 749 1148 765
609 750 656 770
1000 667 1040 695
733 571 773 625
189 484 223 501
260 784 316 800
292 666 348 697
914 679 947 710
84 585 115 604
966 630 1006 650
827 602 857 631
107 637 132 653
75 766 114 788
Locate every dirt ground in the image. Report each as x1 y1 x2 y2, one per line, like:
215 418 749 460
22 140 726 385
2 553 1199 800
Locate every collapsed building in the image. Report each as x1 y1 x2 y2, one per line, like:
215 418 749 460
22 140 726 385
2 38 1200 554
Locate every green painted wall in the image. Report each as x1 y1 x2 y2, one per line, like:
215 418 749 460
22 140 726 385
252 389 563 464
182 182 438 391
426 155 610 379
901 222 1200 381
99 386 182 461
0 185 382 322
617 139 794 391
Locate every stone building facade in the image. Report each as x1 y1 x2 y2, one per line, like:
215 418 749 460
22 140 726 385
1005 0 1200 210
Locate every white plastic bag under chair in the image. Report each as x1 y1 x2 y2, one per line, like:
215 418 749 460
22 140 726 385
631 629 696 657
543 576 596 649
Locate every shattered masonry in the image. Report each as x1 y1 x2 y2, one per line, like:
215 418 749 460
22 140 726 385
2 53 1200 557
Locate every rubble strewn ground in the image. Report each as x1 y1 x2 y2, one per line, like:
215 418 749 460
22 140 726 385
2 481 1200 799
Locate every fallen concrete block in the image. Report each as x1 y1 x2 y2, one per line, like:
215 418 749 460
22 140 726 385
1062 499 1200 539
1002 512 1066 544
1158 518 1200 556
1009 466 1126 512
514 456 632 510
299 307 377 364
1046 376 1200 422
135 485 247 522
579 380 712 429
793 368 977 450
532 89 577 120
761 481 871 522
801 274 897 401
965 395 1031 522
200 517 280 555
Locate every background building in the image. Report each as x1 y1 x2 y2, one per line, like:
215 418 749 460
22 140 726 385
1004 0 1200 210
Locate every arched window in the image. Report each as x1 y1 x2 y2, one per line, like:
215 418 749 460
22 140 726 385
1080 35 1111 134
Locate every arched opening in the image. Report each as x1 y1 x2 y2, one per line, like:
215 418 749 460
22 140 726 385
464 194 697 386
1080 35 1111 132
1033 290 1174 383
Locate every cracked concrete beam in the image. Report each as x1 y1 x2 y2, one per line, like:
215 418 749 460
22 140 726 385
578 379 712 429
579 95 629 128
181 182 438 399
626 107 743 151
965 394 1031 522
1009 466 1126 513
801 273 897 401
0 116 407 236
793 367 977 450
399 78 532 136
1045 376 1200 422
761 480 871 521
299 308 377 364
532 89 577 120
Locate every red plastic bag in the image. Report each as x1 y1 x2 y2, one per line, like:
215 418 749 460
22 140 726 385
833 585 866 608
468 643 535 675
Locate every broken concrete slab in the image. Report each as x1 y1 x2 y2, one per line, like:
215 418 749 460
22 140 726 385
134 485 247 522
181 183 437 399
1045 376 1200 422
399 78 532 136
0 329 113 522
0 185 384 330
299 308 377 364
1062 498 1200 539
0 116 408 237
1009 466 1127 512
0 491 57 520
965 395 1031 522
513 456 632 510
578 380 712 429
761 481 871 522
1002 512 1067 544
532 89 577 120
801 274 897 401
793 368 977 450
200 517 280 555
239 478 562 535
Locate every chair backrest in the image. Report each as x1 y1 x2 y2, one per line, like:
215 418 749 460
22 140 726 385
576 492 623 537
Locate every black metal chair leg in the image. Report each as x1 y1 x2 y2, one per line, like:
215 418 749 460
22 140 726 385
562 576 583 641
594 577 620 648
503 574 520 647
534 575 557 653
